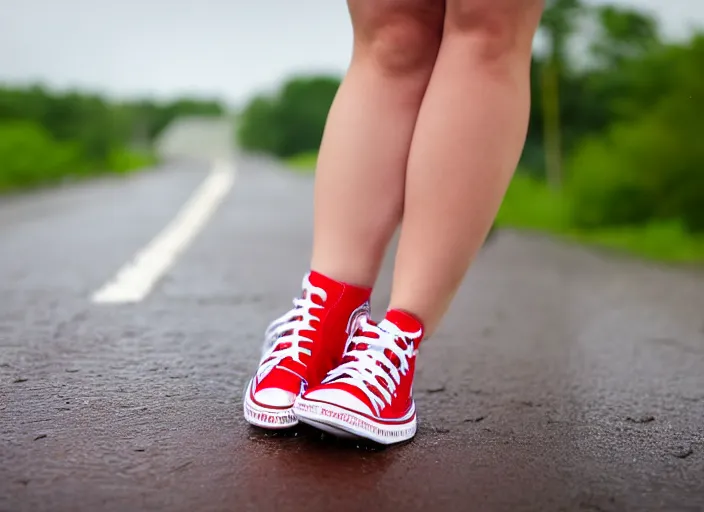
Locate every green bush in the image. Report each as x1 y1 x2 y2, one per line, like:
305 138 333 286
285 151 318 172
0 85 225 191
273 76 340 157
496 173 704 263
106 148 157 174
237 75 340 158
495 172 568 231
0 85 226 150
567 124 661 229
0 121 83 191
0 121 157 191
567 35 704 232
568 114 704 232
236 96 281 155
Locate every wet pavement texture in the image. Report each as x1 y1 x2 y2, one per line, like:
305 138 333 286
1 155 704 512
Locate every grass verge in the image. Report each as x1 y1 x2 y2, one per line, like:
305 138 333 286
285 151 318 172
496 173 704 263
106 149 158 175
0 150 158 194
284 151 704 264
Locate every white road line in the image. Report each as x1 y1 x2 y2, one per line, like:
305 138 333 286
91 159 236 304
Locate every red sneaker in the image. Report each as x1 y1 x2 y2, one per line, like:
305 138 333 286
243 271 371 429
294 309 424 444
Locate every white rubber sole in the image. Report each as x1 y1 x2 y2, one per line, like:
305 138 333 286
243 380 298 429
293 396 417 445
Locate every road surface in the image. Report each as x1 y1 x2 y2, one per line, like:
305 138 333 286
1 152 703 511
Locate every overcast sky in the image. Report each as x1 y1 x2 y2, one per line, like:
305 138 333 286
1 0 702 106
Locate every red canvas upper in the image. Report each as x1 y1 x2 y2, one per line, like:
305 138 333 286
253 271 371 401
302 309 425 421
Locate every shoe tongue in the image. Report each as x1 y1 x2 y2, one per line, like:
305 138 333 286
379 309 424 342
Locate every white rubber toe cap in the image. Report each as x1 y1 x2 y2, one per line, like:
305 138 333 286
253 388 296 408
305 388 373 415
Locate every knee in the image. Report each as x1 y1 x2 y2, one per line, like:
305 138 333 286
349 0 445 76
444 0 543 62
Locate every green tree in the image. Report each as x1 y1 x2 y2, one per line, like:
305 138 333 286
0 84 227 190
274 76 339 157
590 5 660 69
539 0 584 189
237 95 281 154
561 7 662 150
0 121 83 191
237 75 341 158
568 34 704 232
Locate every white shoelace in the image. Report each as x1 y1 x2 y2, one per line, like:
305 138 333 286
322 316 421 416
257 275 327 381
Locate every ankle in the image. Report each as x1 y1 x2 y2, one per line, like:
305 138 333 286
382 308 426 341
308 266 375 291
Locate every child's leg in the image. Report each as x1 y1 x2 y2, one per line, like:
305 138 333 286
389 0 544 335
310 0 445 288
293 0 544 445
245 0 445 430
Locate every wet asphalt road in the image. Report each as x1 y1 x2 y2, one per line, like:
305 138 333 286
1 154 704 512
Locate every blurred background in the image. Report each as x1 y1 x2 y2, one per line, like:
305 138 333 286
1 0 702 263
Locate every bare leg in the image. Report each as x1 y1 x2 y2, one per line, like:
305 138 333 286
310 0 445 288
389 0 545 335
